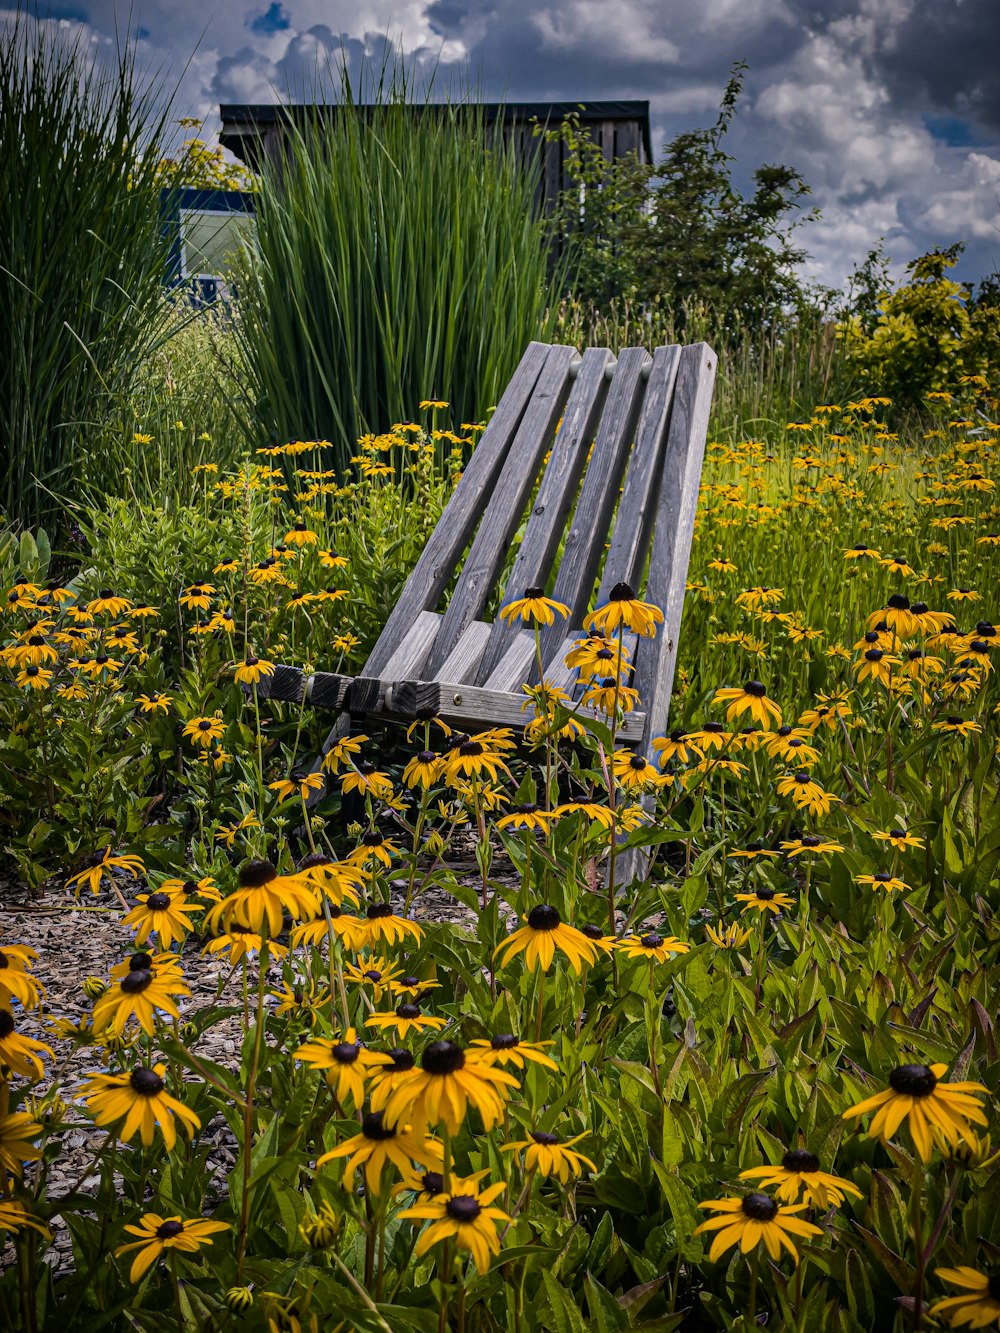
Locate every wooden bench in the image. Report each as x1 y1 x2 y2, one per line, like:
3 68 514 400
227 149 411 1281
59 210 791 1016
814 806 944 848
257 339 716 773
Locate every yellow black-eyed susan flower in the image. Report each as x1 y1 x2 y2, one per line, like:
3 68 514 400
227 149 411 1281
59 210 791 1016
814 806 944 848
318 1111 442 1194
402 751 442 789
66 848 145 896
611 750 666 792
82 1063 200 1150
494 905 599 975
136 692 172 714
735 888 795 916
289 908 365 953
618 932 691 963
780 834 844 857
842 1063 988 1160
357 902 424 949
873 828 924 851
293 1028 390 1106
705 921 753 948
728 842 779 861
739 1149 862 1209
234 655 275 686
206 860 317 937
0 943 43 1010
693 1192 821 1265
92 962 190 1036
86 590 132 617
441 739 510 785
0 1201 51 1239
843 543 881 560
496 803 554 834
114 1211 229 1281
366 1004 447 1040
178 582 216 612
929 1267 1000 1327
652 730 704 766
347 831 400 871
503 1130 596 1182
0 1111 43 1177
384 1039 518 1134
776 771 838 816
399 1177 509 1274
0 1011 53 1080
933 716 983 737
341 763 394 801
269 771 325 803
270 979 330 1025
466 1035 559 1071
499 587 570 626
122 890 199 950
583 581 663 637
297 853 362 909
856 872 910 894
582 677 642 714
713 681 782 728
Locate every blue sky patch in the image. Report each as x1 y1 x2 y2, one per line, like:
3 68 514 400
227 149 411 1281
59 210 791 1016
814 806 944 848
249 3 290 36
924 115 979 148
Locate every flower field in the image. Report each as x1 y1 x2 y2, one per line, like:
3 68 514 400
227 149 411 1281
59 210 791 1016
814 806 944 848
0 376 999 1332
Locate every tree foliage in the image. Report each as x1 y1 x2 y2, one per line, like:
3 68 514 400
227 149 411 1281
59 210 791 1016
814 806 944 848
549 65 822 332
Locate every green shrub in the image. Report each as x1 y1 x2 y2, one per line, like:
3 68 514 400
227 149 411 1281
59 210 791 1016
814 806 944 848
837 243 1000 411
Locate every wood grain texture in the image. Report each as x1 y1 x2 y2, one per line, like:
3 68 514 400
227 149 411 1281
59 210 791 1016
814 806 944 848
386 677 646 740
362 341 550 679
633 342 717 755
476 346 612 683
379 610 441 681
437 620 492 685
537 347 651 670
425 343 579 675
597 344 682 601
481 630 536 692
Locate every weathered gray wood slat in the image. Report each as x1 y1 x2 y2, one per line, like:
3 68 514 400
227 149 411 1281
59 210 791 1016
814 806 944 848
475 346 613 683
481 630 536 692
535 347 651 670
437 620 492 685
362 341 551 679
598 345 683 601
634 342 718 754
253 664 351 710
380 610 441 681
385 678 646 741
425 343 579 675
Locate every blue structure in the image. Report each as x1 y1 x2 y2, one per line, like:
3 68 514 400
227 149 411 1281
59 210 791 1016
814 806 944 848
160 186 256 305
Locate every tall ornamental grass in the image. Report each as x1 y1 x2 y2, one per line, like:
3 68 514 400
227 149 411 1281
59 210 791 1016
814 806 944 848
235 88 560 472
0 17 175 526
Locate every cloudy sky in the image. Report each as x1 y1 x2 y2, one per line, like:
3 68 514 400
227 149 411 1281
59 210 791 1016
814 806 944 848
20 0 1000 293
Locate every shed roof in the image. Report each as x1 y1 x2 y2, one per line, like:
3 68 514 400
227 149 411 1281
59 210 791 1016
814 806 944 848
219 99 653 168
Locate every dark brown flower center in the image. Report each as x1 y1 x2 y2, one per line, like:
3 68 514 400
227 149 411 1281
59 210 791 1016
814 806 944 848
445 1194 481 1222
530 1131 559 1145
781 1149 820 1173
988 1274 1000 1301
458 740 484 757
579 924 604 940
422 1040 464 1075
360 1112 396 1141
491 1033 518 1049
417 751 436 764
523 586 545 599
888 1064 937 1097
146 892 170 911
640 933 663 949
741 1192 778 1221
239 860 276 888
756 888 775 901
331 1042 360 1064
362 832 385 848
121 970 153 994
609 581 635 602
744 680 766 697
366 902 393 919
386 1048 415 1072
887 593 910 610
527 905 561 931
629 756 647 770
396 1004 422 1019
129 1067 165 1096
156 1220 184 1239
0 1011 14 1038
421 1171 444 1195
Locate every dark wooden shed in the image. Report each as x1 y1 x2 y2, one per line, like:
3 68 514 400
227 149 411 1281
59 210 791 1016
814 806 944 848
219 100 651 214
